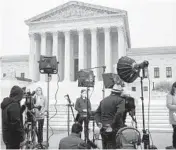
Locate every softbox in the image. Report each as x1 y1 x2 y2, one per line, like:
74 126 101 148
77 70 95 87
102 73 124 89
39 55 58 74
117 56 140 83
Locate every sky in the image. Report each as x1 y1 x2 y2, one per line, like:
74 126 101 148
0 0 176 56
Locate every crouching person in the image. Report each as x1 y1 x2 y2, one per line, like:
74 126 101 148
1 85 25 149
59 123 89 149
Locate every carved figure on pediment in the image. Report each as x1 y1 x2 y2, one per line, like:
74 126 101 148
34 4 116 22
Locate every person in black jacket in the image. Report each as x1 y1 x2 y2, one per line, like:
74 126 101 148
94 84 126 149
59 123 88 149
75 89 91 140
1 85 25 149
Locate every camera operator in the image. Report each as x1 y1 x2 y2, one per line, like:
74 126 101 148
1 85 25 149
33 87 47 147
94 84 126 149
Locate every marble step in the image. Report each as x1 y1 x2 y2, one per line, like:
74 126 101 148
45 104 171 131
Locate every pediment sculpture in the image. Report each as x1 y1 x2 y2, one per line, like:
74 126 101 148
33 4 119 22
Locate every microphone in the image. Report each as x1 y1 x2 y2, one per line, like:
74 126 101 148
65 94 72 104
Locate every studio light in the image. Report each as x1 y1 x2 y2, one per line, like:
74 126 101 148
102 73 124 89
39 55 58 74
77 70 95 87
117 56 149 83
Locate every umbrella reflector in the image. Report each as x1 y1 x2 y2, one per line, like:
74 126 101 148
117 56 140 83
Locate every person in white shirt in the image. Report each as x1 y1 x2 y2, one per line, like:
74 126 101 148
33 87 47 147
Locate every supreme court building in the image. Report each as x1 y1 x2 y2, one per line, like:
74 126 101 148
25 1 130 82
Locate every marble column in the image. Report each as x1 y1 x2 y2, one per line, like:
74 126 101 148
104 27 112 73
40 32 47 81
58 37 64 81
118 27 126 59
52 32 59 81
91 28 98 79
29 33 35 81
64 31 71 81
41 32 47 55
78 29 85 70
46 34 53 56
34 36 40 81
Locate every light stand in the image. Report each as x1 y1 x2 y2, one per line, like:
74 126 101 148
78 66 105 147
38 55 58 149
85 86 90 143
117 56 154 149
85 86 98 149
46 74 51 148
140 69 150 149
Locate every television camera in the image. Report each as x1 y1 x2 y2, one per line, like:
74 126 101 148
121 95 137 127
22 88 42 121
21 88 44 149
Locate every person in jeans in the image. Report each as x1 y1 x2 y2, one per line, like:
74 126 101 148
166 82 176 149
33 87 47 147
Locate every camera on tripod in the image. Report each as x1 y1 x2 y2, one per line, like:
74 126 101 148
22 87 40 123
23 89 36 110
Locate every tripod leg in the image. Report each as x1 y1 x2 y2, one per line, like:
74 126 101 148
93 120 95 143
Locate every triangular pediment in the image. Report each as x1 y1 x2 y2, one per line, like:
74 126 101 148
25 1 126 24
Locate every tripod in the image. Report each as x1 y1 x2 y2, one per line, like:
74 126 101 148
140 69 150 149
23 109 38 149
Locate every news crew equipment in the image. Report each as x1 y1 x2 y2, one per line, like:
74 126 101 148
77 70 95 87
117 56 156 149
102 73 124 89
38 55 59 149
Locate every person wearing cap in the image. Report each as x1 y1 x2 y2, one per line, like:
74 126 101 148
75 89 91 140
166 82 176 149
94 84 126 149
